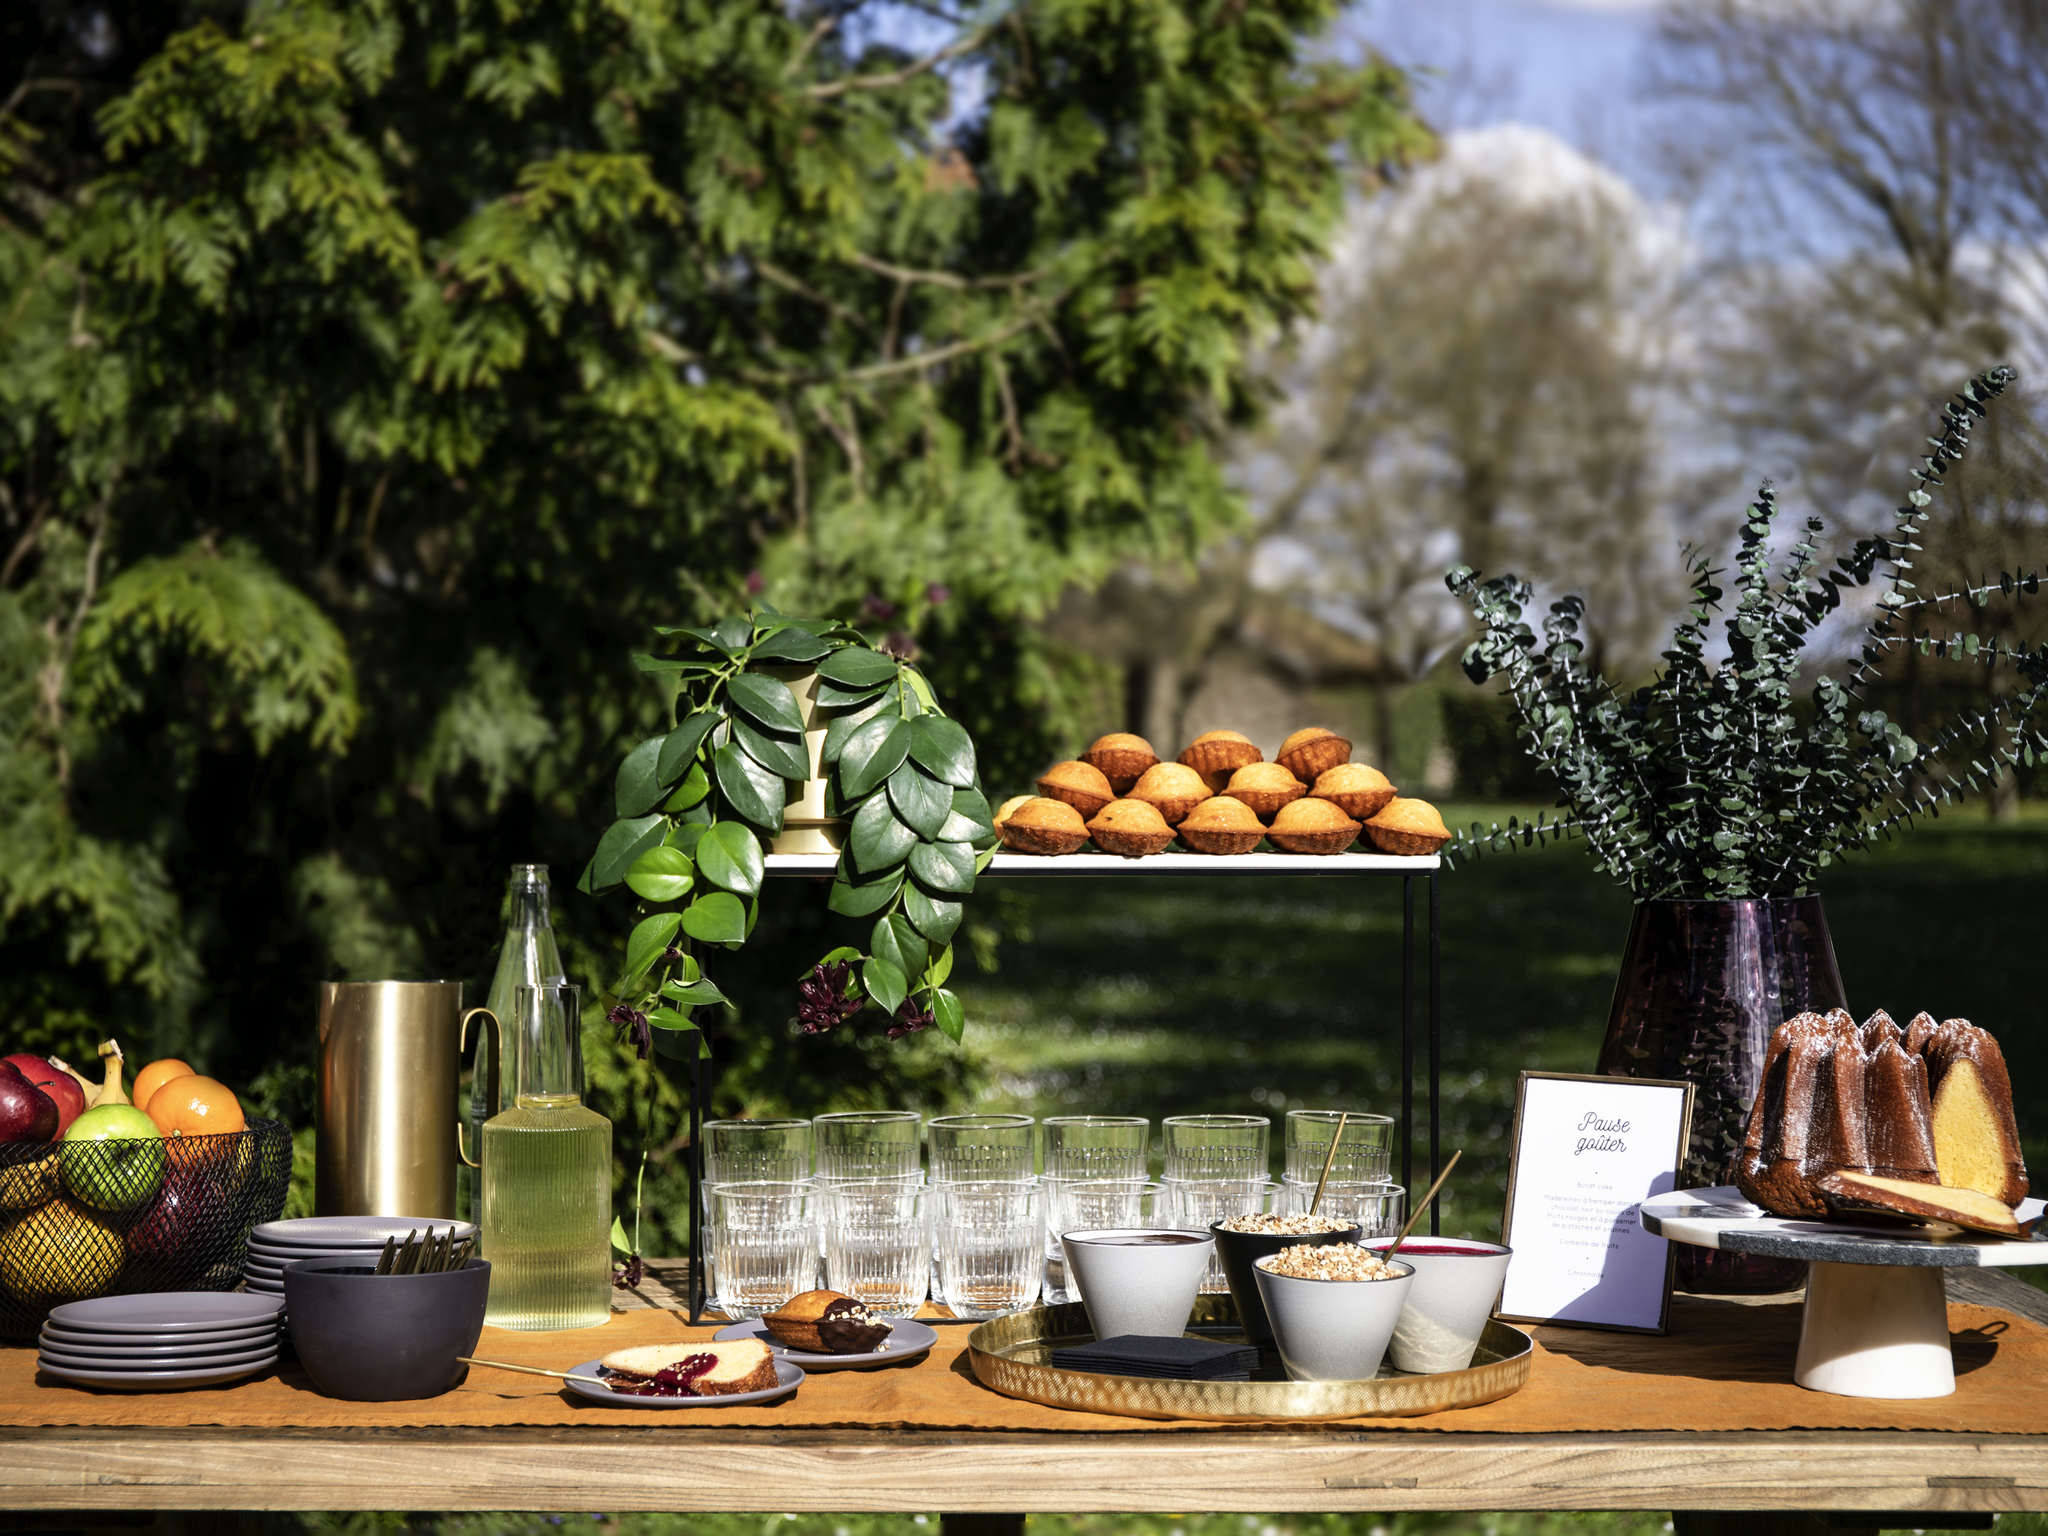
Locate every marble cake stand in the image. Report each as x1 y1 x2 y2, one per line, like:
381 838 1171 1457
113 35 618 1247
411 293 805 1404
1638 1185 2048 1399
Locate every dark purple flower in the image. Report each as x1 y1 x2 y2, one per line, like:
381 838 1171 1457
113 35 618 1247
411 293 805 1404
611 1253 644 1290
861 593 897 620
881 628 916 659
745 569 765 595
608 1001 651 1061
887 998 935 1039
796 959 861 1035
925 582 950 606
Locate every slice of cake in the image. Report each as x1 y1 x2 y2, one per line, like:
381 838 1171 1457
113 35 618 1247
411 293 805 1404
1816 1169 2023 1239
1904 1014 2031 1206
597 1339 778 1397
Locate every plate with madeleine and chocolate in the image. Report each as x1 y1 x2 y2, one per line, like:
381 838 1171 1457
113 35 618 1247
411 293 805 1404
716 1289 938 1370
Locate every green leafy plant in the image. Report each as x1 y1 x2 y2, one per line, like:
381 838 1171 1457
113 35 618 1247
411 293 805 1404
584 610 997 1057
1448 367 2047 899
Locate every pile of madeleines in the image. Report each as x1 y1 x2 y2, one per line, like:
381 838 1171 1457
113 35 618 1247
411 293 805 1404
994 728 1450 858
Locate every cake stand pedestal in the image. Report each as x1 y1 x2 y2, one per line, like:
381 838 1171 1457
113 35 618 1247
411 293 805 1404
1638 1185 2048 1400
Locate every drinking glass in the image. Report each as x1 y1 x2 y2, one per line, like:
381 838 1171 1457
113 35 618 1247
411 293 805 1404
706 1180 819 1321
701 1119 812 1312
1163 1177 1280 1292
1042 1115 1150 1181
1282 1177 1406 1237
1162 1114 1270 1183
928 1114 1036 1183
814 1111 922 1182
933 1179 1045 1319
1043 1177 1162 1305
1284 1110 1394 1185
823 1178 932 1316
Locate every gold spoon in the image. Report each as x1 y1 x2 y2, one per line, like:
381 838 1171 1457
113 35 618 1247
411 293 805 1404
1380 1149 1463 1266
1307 1112 1350 1216
459 1355 609 1389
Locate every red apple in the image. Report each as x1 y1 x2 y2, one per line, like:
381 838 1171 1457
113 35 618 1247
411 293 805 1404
125 1161 209 1257
0 1062 58 1144
2 1054 86 1135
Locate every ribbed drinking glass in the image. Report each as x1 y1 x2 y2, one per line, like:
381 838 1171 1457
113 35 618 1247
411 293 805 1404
815 1111 923 1182
1164 1177 1279 1292
823 1178 932 1316
928 1114 1036 1183
1162 1114 1269 1182
1043 1177 1162 1304
707 1180 819 1320
1284 1110 1394 1185
1042 1116 1150 1181
701 1119 812 1313
933 1179 1044 1320
1281 1177 1406 1236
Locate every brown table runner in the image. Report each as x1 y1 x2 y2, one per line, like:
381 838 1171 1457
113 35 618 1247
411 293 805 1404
4 1297 2044 1434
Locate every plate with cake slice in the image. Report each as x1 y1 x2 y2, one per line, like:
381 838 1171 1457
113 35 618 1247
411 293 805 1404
717 1289 938 1369
564 1339 803 1408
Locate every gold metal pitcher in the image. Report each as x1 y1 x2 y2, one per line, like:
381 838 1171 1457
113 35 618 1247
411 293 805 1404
316 980 491 1217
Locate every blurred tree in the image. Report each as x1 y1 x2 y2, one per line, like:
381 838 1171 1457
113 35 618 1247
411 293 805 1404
0 0 1423 1229
1653 0 2048 811
1095 127 1684 766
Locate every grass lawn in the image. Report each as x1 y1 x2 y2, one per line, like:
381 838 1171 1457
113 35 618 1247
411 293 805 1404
278 807 2046 1536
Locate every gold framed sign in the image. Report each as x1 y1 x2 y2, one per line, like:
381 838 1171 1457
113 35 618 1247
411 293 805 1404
1497 1070 1695 1334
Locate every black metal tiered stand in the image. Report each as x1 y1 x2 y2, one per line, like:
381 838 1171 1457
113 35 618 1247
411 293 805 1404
682 849 1444 1323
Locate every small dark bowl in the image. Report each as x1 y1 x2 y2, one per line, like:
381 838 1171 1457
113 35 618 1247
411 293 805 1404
284 1256 490 1401
1209 1220 1363 1347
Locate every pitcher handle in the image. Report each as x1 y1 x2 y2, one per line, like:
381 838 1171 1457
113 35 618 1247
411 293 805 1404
457 1006 500 1168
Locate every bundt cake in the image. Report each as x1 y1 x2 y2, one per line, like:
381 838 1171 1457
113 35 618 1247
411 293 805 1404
1903 1014 2029 1206
1735 1009 1939 1220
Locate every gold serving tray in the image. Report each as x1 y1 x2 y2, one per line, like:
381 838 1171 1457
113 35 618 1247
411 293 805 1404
966 1297 1533 1423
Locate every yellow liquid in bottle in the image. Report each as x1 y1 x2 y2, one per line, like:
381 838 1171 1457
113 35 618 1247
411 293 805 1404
480 1094 612 1331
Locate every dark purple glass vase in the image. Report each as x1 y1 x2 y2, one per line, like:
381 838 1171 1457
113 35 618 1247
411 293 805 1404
1597 896 1845 1294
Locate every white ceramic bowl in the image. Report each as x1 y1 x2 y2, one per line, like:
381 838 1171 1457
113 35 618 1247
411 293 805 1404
1363 1236 1511 1374
1059 1228 1213 1339
1252 1253 1414 1381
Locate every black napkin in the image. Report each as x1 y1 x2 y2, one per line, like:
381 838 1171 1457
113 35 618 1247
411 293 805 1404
1052 1335 1260 1380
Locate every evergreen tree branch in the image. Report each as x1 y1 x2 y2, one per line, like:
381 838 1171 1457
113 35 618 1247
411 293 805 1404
803 17 1007 99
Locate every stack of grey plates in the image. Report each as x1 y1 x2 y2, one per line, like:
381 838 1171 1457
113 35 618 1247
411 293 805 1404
244 1215 477 1322
37 1293 284 1390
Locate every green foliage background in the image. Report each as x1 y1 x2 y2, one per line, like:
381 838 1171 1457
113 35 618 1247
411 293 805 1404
0 1 1425 1240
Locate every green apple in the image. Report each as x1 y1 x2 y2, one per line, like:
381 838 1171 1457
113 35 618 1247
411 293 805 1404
61 1103 167 1215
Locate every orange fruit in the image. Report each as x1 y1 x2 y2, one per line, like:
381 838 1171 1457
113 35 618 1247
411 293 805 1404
145 1076 245 1139
133 1058 196 1114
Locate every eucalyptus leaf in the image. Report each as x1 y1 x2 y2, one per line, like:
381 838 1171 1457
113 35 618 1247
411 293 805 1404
735 717 810 781
839 716 911 799
658 713 718 783
714 742 786 834
613 736 670 817
904 881 963 945
931 987 965 1042
583 814 667 893
908 839 976 894
622 911 681 985
750 628 833 664
887 761 951 838
726 672 807 735
818 648 900 688
828 865 905 917
625 845 695 903
863 955 908 1017
697 820 765 897
850 793 918 874
680 891 747 944
906 715 976 788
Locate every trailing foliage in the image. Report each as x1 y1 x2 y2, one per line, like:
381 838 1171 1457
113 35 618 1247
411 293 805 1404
1448 368 2048 899
588 610 997 1056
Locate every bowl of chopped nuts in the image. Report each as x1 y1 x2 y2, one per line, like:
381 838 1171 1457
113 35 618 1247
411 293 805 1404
1208 1214 1362 1347
1252 1243 1414 1381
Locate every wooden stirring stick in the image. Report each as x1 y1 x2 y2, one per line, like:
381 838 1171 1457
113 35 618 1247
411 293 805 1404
459 1355 609 1389
1381 1149 1463 1264
1307 1112 1350 1216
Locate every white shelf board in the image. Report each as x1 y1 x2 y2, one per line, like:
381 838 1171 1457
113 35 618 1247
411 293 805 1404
764 850 1438 878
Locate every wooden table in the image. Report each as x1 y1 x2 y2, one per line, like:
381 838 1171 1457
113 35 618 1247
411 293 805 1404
3 1266 2045 1526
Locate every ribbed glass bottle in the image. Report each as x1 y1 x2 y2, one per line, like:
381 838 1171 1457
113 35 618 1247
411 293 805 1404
480 981 612 1330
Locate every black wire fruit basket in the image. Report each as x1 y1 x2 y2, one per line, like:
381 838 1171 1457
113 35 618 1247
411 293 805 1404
0 1119 293 1339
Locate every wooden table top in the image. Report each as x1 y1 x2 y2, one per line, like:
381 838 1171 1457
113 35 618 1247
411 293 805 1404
2 1267 2044 1516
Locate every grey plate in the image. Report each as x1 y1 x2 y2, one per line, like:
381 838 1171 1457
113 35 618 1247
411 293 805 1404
1639 1187 2048 1267
250 1217 473 1248
41 1321 278 1354
714 1316 939 1370
36 1354 275 1391
562 1355 802 1408
47 1293 283 1335
39 1338 278 1371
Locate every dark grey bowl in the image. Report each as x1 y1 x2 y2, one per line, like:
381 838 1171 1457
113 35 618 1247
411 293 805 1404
283 1256 489 1401
1209 1220 1363 1347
